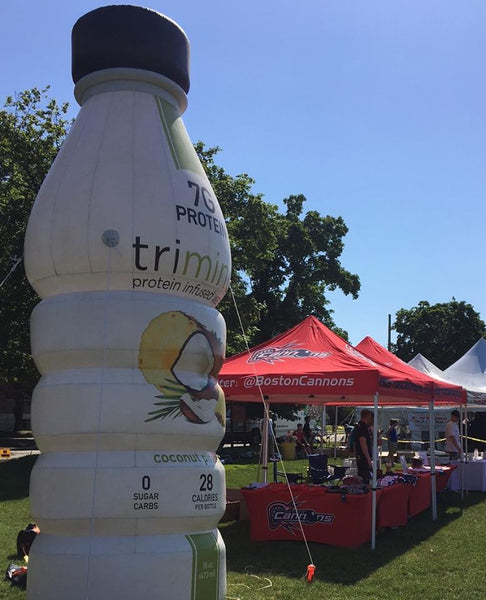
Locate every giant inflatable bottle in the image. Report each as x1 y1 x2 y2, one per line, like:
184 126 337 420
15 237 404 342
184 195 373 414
24 6 230 599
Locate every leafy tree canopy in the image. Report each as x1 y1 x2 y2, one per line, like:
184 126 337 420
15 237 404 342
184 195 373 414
393 299 485 370
0 88 360 394
0 87 71 390
195 143 360 352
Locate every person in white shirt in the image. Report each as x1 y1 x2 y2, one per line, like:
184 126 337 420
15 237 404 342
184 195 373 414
445 410 461 459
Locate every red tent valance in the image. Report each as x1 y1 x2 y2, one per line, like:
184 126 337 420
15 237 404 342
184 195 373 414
356 336 465 405
219 317 464 406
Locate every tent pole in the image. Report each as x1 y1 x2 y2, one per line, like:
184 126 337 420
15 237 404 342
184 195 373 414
378 407 382 465
459 405 464 501
429 391 437 520
465 409 469 495
333 406 338 460
261 400 269 483
371 392 379 550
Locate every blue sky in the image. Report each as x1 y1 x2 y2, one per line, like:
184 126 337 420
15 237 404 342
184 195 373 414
1 0 485 348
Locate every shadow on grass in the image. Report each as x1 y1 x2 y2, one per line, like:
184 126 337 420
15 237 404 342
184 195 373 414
0 455 37 501
220 491 485 585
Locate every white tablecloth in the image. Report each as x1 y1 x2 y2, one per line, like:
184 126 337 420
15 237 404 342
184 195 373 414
449 460 486 492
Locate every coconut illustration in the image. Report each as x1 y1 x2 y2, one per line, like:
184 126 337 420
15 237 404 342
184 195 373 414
139 311 225 424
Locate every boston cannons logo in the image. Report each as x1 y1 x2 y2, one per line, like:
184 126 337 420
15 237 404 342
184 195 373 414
345 344 378 366
249 342 330 365
267 499 334 534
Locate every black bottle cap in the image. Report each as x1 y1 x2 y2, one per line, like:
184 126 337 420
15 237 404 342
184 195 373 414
72 5 190 93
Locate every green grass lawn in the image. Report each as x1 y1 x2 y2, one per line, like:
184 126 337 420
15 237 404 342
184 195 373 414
1 455 485 600
0 456 34 600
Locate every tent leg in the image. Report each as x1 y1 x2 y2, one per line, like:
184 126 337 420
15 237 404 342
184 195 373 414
465 410 469 495
429 397 437 520
379 406 382 465
371 392 378 550
460 405 464 501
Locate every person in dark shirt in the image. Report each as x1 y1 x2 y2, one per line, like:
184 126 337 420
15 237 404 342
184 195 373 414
303 415 314 452
354 409 373 484
387 419 399 463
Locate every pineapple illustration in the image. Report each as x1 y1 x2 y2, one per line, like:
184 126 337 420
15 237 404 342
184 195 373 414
139 311 225 425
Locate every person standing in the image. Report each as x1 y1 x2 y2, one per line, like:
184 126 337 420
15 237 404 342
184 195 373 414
293 423 311 457
266 411 276 460
387 419 399 464
445 410 461 460
303 415 314 452
354 409 373 484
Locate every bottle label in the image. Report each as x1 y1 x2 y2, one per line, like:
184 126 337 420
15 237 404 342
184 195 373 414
186 532 222 600
155 96 206 176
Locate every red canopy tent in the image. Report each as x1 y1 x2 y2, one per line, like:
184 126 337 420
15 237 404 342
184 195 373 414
355 336 465 405
219 316 464 406
355 335 467 521
219 317 465 544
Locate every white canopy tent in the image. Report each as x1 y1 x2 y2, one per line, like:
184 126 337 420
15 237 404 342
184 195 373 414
408 354 449 382
444 338 486 405
409 340 486 406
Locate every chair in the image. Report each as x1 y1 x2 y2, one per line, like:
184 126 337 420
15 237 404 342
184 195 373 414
308 453 347 485
271 458 305 484
418 451 429 466
279 472 306 484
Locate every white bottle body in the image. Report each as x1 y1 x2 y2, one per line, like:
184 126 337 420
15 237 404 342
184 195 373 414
25 74 230 600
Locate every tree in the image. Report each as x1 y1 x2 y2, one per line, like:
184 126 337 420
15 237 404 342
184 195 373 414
0 87 71 425
0 89 360 404
195 143 360 350
393 299 485 369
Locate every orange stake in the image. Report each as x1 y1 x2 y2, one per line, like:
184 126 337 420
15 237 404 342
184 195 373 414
306 564 316 582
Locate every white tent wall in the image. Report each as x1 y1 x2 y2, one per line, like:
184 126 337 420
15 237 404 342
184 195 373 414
444 338 486 392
